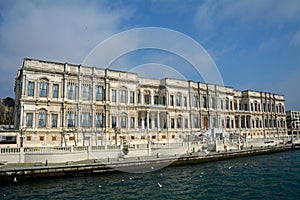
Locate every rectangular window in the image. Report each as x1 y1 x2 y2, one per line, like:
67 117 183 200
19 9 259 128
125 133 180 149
27 136 31 141
38 113 46 127
194 117 199 128
130 117 135 128
52 114 58 128
82 84 90 100
193 96 197 107
112 89 116 102
130 91 135 103
28 81 35 96
96 86 103 101
184 118 188 129
202 96 207 108
95 113 103 128
144 95 150 104
40 136 44 141
82 112 89 128
184 96 187 107
121 116 127 128
26 113 33 127
120 90 126 103
52 84 59 98
52 136 57 141
68 83 76 99
39 82 48 97
171 118 175 128
176 95 181 107
177 118 182 128
112 116 117 128
154 95 159 105
170 95 174 106
68 112 75 128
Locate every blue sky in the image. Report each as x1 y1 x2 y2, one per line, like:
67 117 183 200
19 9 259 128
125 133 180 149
0 0 299 110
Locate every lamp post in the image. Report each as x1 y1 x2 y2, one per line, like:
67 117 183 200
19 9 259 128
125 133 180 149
19 127 25 148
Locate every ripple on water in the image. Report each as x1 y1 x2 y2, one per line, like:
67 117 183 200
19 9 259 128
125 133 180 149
0 151 300 200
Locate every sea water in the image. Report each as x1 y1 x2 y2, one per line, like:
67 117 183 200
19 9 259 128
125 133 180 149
1 150 300 200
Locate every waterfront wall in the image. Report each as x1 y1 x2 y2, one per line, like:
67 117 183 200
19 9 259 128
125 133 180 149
1 138 292 165
0 143 194 164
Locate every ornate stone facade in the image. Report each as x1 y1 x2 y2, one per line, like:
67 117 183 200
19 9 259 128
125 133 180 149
14 58 287 147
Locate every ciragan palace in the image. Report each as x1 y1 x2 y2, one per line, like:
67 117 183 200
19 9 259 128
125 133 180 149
14 58 287 147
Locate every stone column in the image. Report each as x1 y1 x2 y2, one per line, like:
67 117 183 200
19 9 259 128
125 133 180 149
157 111 160 130
150 90 154 105
147 111 150 132
141 90 144 105
141 114 145 129
151 112 155 129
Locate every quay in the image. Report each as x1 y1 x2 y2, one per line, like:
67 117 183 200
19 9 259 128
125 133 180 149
0 144 294 184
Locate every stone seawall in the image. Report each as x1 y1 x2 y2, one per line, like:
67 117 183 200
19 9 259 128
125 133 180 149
0 145 293 184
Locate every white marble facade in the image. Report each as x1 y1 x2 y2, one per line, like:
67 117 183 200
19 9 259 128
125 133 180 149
14 58 287 147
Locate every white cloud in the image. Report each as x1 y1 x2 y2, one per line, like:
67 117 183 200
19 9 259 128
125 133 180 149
195 0 300 31
0 0 132 96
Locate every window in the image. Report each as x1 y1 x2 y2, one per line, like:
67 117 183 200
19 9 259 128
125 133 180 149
193 96 197 107
52 84 59 98
130 117 135 128
52 136 57 141
26 113 33 127
82 84 90 100
194 117 199 128
40 136 44 141
121 116 127 128
96 113 103 128
184 96 187 107
68 112 75 128
176 95 181 107
82 112 89 128
111 89 116 102
52 114 58 128
68 83 76 99
226 118 230 128
26 136 31 141
171 118 175 128
130 91 135 103
177 118 182 128
162 96 166 105
144 94 150 104
154 95 159 105
28 81 35 96
39 81 48 97
112 116 116 128
202 96 207 108
184 118 188 129
96 86 103 101
221 100 224 110
170 95 174 106
38 112 46 127
225 99 229 110
120 90 126 103
211 97 216 109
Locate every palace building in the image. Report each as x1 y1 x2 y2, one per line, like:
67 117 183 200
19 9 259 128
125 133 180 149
13 58 287 147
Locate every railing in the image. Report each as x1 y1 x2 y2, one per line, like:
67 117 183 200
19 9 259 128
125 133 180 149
0 148 20 153
0 142 203 155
